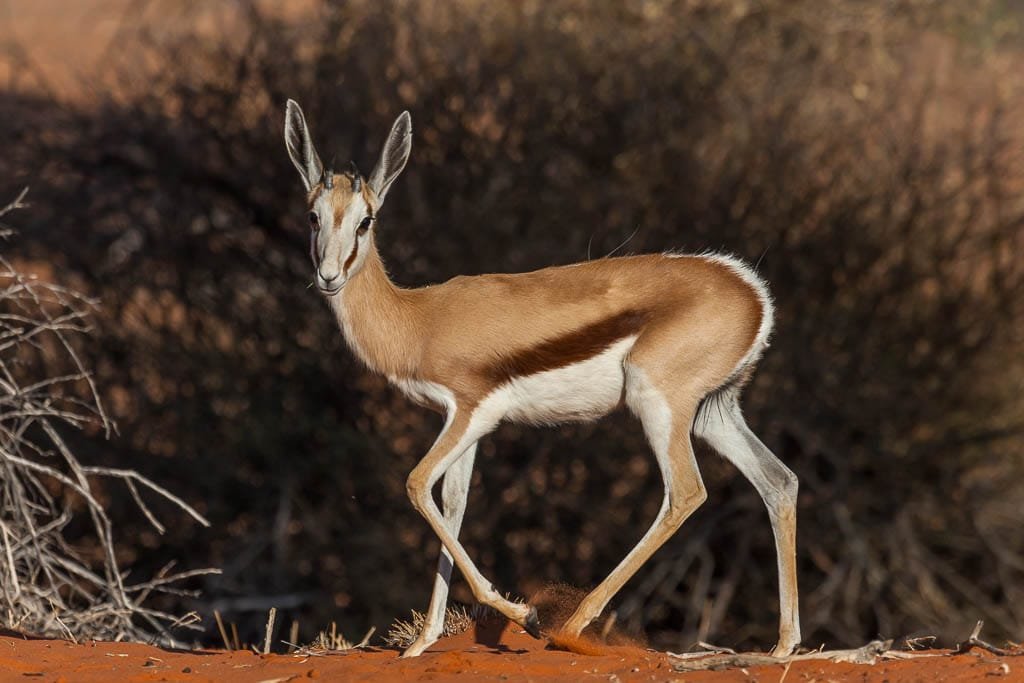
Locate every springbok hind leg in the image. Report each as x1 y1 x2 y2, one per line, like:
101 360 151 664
401 443 478 658
561 367 707 637
693 388 801 656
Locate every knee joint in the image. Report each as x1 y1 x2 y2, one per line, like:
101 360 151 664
783 470 798 501
691 485 709 510
406 472 430 511
765 470 798 518
777 468 798 505
667 485 706 524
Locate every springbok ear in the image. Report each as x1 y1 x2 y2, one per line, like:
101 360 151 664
368 111 412 204
284 99 324 191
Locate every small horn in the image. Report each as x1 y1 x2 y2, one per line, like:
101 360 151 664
323 167 334 190
349 160 361 192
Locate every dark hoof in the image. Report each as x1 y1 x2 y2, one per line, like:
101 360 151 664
523 606 542 639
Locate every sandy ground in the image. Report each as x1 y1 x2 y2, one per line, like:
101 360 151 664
1 624 1019 683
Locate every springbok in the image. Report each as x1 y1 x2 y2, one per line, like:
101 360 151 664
284 100 800 658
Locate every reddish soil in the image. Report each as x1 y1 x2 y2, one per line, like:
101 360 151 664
0 624 1018 683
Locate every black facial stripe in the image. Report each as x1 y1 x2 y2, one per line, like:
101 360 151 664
342 240 359 275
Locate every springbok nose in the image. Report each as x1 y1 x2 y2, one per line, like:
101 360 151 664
318 269 341 286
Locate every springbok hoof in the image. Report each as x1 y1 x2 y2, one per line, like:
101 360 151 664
400 638 432 658
523 606 542 639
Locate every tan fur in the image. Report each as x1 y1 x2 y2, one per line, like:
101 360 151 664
331 241 761 406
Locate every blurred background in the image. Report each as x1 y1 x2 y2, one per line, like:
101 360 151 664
1 0 1023 652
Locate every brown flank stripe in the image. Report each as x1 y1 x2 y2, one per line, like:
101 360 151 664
484 309 650 383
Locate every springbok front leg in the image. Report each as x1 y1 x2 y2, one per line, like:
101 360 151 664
405 407 538 638
693 389 801 656
561 367 707 637
401 442 478 658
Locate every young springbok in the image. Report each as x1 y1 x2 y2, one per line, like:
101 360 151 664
284 101 800 658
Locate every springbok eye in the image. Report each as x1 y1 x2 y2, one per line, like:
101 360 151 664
308 211 320 229
356 215 373 236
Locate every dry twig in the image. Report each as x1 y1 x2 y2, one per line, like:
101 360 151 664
263 607 277 654
670 639 893 672
954 620 1023 657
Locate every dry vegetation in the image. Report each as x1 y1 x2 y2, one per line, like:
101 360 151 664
0 191 214 643
1 0 1023 653
384 606 480 649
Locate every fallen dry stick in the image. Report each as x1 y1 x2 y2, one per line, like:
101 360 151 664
670 639 893 672
953 620 1024 658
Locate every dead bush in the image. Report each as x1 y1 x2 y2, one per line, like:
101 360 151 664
0 191 214 643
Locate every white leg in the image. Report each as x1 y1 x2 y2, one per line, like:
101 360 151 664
401 442 478 658
405 408 535 652
693 389 801 655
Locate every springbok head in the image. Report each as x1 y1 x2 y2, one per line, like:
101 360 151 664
284 100 412 294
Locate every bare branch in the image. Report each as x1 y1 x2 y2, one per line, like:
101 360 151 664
0 228 213 644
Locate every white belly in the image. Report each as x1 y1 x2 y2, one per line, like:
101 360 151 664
482 336 636 426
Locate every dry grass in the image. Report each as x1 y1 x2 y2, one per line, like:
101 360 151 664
303 622 376 653
384 604 501 649
0 190 216 645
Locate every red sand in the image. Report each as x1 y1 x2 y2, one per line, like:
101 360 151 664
0 624 1018 683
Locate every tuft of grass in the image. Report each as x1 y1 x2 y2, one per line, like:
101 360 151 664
286 622 376 655
384 604 505 648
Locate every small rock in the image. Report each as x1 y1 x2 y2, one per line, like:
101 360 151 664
182 666 192 673
306 669 319 678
